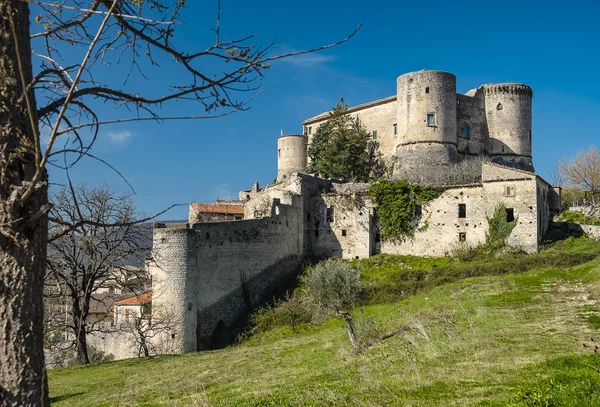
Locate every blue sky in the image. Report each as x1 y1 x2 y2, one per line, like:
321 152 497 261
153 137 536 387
39 0 600 220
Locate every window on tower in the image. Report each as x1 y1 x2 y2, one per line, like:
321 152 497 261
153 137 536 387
425 87 430 93
427 113 436 126
393 123 397 136
372 130 378 140
464 127 470 139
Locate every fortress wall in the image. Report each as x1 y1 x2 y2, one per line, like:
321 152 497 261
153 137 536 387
381 185 488 257
309 194 373 260
483 179 539 253
190 197 305 349
381 173 542 256
456 90 486 157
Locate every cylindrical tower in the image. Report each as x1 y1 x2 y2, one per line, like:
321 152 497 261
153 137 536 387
149 227 197 354
277 134 307 182
483 83 533 171
393 70 458 180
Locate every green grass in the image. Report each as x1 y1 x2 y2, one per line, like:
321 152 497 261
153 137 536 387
48 237 600 406
556 210 600 226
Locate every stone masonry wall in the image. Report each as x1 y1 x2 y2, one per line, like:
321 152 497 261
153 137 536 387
151 197 306 354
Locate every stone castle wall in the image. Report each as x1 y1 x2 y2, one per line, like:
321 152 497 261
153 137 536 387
150 197 305 353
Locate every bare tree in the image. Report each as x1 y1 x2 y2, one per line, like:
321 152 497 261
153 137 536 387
116 294 180 358
0 0 358 403
559 146 600 205
549 158 565 187
45 184 151 365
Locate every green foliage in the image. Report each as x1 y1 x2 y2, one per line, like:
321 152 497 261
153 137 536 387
486 202 518 248
506 355 600 407
560 186 588 207
301 258 363 314
306 99 386 182
556 210 600 226
368 180 444 241
240 292 312 340
359 236 600 305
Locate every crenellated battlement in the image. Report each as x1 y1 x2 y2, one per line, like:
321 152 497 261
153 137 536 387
482 83 533 97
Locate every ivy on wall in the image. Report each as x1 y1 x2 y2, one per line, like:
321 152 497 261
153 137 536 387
368 180 444 241
486 203 518 248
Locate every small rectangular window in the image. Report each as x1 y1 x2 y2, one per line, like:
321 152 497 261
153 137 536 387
427 113 436 126
464 127 470 140
307 212 311 221
308 127 312 135
459 232 466 242
505 186 516 197
458 203 466 218
341 229 347 237
314 230 319 237
372 130 378 140
506 208 515 223
326 207 334 223
393 123 397 136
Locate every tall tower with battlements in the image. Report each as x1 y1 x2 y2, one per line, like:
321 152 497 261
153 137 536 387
482 84 533 171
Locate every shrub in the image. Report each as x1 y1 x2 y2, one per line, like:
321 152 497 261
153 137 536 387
486 202 518 249
302 259 364 349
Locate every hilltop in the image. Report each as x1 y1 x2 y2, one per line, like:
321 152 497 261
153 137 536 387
48 237 600 406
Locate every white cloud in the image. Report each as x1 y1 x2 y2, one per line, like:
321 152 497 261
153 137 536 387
282 53 338 68
107 130 135 145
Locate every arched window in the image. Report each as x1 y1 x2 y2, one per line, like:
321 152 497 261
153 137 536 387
425 87 430 94
497 103 503 110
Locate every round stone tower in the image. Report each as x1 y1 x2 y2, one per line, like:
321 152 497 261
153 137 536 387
482 83 533 171
393 70 458 180
277 134 307 182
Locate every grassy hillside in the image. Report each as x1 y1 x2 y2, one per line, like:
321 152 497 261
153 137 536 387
48 238 600 406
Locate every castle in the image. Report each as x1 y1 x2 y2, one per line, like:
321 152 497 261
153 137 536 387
278 70 534 183
101 70 562 358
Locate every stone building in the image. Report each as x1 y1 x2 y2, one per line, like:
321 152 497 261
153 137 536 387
188 201 244 224
134 70 561 357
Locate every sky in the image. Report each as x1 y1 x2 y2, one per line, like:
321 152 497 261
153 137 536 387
36 0 600 220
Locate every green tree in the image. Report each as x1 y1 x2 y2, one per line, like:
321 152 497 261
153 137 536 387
301 259 364 349
307 99 385 182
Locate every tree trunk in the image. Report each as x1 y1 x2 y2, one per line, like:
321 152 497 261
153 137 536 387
72 305 90 365
75 327 90 365
340 312 360 350
0 1 50 405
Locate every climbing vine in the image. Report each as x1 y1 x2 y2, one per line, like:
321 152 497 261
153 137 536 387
486 203 518 248
368 180 444 241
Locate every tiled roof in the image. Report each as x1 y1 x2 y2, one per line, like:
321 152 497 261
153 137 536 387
114 292 152 306
191 203 244 216
302 96 397 125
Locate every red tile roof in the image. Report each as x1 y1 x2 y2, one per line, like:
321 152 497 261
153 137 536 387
114 292 152 306
191 203 244 216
